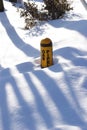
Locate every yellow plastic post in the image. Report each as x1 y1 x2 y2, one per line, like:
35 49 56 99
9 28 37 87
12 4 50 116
40 38 53 68
0 0 4 12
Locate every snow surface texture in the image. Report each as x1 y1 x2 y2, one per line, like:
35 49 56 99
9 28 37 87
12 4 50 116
0 0 87 130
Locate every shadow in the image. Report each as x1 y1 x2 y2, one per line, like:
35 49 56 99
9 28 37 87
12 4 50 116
0 63 54 130
24 73 54 129
49 47 87 128
80 0 87 10
49 19 87 37
54 47 87 67
16 61 34 73
0 65 4 71
54 47 85 58
25 24 46 37
49 62 62 73
0 69 37 130
0 68 11 79
82 77 87 90
63 70 87 120
0 62 34 79
0 12 39 57
33 70 85 127
73 57 87 66
0 79 11 130
0 57 87 130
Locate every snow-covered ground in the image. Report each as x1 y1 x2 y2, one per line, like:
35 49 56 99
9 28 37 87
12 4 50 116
0 0 87 130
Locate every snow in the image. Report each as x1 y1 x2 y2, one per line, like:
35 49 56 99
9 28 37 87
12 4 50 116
0 0 87 130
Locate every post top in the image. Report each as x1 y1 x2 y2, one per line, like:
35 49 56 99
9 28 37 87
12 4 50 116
41 38 52 44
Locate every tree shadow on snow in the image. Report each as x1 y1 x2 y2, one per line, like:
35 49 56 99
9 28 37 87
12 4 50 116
0 76 11 130
25 24 47 37
24 73 54 129
49 19 87 37
0 58 87 130
33 70 86 129
0 68 37 130
54 46 87 67
48 46 87 128
0 62 34 78
0 12 39 57
1 11 87 130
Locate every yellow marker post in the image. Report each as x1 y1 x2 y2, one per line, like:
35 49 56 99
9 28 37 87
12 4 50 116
40 38 53 68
